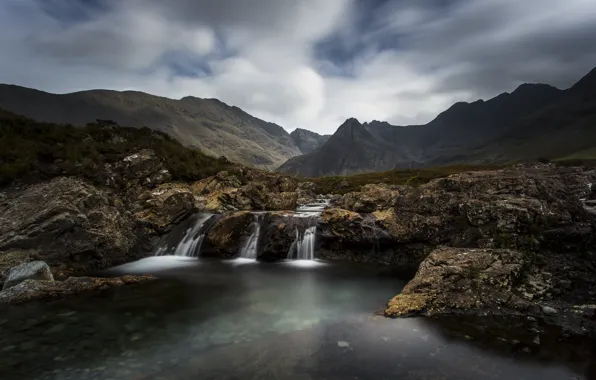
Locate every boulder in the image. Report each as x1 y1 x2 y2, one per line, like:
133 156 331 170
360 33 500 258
204 211 255 258
385 247 533 318
3 261 54 290
0 177 137 276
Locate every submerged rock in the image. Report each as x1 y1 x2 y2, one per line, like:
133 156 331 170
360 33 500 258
0 275 156 305
2 261 53 290
542 306 558 316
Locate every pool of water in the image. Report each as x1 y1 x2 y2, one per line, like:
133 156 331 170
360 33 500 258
1 257 594 380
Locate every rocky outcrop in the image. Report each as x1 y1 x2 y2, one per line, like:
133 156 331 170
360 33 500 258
129 183 196 233
318 165 596 269
0 275 155 304
337 184 403 213
191 168 300 212
0 177 137 278
2 261 53 290
385 247 533 317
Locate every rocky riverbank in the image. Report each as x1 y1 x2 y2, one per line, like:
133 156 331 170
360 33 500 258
1 146 595 335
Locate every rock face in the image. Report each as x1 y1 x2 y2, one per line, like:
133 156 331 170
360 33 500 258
2 261 54 290
0 177 137 277
385 247 532 317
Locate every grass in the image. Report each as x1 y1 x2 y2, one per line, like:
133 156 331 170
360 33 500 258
309 164 505 195
0 110 232 186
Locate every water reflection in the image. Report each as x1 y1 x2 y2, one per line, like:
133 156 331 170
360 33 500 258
0 258 593 380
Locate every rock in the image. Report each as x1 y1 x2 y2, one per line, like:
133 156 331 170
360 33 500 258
0 275 156 305
259 213 317 261
131 184 196 232
385 247 532 317
0 177 137 276
542 306 558 315
119 149 163 181
3 261 53 290
338 184 402 213
204 212 255 258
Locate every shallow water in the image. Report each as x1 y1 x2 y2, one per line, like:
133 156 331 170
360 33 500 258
1 257 594 380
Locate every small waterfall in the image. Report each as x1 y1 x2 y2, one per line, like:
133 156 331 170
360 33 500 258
239 214 264 259
154 213 215 257
287 198 330 261
287 224 317 260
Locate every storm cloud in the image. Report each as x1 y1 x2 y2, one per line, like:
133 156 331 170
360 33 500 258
0 0 595 133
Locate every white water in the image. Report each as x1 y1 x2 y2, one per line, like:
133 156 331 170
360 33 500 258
154 213 214 258
239 214 264 259
287 225 317 260
287 198 330 261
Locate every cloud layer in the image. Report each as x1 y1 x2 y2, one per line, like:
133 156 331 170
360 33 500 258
1 0 595 133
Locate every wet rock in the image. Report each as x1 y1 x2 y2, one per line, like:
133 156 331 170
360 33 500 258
0 177 137 276
204 212 255 258
260 213 316 261
385 247 532 317
0 275 156 305
542 306 558 316
3 261 53 290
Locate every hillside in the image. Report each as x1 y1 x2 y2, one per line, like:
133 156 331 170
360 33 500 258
279 66 596 177
0 85 301 169
0 109 232 186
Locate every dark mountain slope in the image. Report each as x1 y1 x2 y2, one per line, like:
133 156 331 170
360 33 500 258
289 128 330 154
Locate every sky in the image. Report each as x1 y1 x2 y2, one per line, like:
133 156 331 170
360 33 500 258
1 0 595 134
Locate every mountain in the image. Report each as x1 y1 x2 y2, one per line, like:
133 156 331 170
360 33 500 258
289 128 330 154
279 66 596 177
0 85 301 169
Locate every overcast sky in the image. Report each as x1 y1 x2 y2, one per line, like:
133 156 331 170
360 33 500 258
1 0 595 134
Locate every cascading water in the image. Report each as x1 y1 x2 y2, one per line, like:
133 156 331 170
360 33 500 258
239 214 264 259
287 198 330 261
154 213 216 257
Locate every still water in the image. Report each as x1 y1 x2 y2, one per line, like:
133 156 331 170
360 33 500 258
0 257 594 380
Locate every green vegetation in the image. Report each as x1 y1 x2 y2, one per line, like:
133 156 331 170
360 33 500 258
0 110 231 186
310 165 504 194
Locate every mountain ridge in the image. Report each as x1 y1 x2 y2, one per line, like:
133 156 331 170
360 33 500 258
278 66 596 177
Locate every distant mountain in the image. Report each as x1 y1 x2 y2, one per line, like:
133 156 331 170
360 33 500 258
0 85 302 169
289 128 330 154
279 66 596 177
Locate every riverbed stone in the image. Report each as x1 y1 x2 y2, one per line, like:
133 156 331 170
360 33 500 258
3 261 54 290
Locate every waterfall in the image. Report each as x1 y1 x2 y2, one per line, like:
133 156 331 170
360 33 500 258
239 214 264 259
154 213 215 257
287 224 317 260
287 198 330 261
